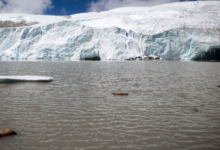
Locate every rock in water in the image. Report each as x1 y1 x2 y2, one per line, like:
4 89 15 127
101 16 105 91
113 92 129 95
218 85 220 88
193 108 198 112
148 55 160 60
0 128 17 137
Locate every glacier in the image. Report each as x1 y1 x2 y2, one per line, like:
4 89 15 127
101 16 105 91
0 1 220 60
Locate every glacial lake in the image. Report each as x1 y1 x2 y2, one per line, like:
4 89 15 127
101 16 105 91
0 60 220 150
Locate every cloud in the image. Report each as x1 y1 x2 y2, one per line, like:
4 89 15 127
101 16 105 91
0 0 53 14
87 0 180 12
61 7 67 15
87 0 220 12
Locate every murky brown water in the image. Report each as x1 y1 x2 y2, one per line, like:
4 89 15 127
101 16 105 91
0 61 220 150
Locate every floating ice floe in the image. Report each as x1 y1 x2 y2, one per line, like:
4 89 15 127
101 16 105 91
0 76 53 83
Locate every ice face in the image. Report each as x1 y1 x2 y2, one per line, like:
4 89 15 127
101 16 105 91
0 1 220 60
0 22 142 60
144 28 220 60
0 21 219 60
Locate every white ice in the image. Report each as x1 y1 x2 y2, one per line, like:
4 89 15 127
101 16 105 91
0 76 54 82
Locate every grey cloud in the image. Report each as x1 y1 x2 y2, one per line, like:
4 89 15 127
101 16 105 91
0 0 53 14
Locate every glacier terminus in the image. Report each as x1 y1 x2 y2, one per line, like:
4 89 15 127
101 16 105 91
0 1 220 60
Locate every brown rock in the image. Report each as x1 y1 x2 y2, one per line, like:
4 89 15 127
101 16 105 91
218 85 220 88
0 128 17 137
113 92 128 95
0 20 38 28
193 108 198 112
148 56 160 60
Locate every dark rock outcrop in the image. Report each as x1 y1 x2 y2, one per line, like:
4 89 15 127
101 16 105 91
0 20 38 28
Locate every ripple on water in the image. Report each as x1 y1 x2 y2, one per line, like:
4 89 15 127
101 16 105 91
0 61 220 150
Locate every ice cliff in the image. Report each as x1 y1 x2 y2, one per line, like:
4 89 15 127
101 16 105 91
0 1 220 60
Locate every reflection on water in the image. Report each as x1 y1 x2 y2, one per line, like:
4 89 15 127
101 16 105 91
0 61 220 150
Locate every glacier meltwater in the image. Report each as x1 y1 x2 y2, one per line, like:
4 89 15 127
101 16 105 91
0 1 220 60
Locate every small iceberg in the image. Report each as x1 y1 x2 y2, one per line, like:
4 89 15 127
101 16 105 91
0 76 53 83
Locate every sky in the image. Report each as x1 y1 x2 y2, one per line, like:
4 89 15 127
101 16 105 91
0 0 219 15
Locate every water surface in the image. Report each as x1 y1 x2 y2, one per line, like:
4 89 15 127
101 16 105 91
0 61 220 150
